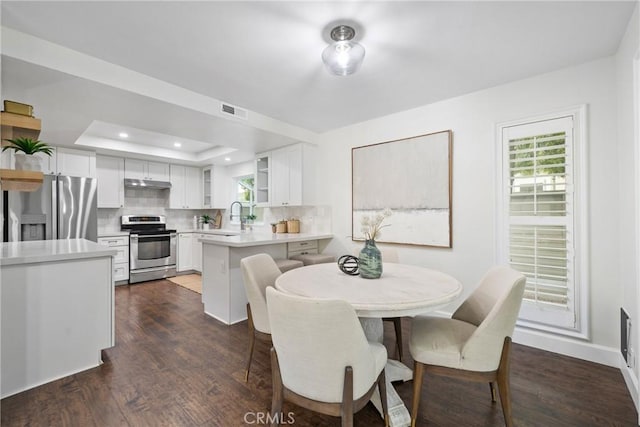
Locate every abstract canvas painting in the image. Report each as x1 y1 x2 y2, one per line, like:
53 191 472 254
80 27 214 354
352 130 452 247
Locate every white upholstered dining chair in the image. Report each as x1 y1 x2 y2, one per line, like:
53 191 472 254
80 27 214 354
240 253 282 382
409 266 526 427
266 286 390 427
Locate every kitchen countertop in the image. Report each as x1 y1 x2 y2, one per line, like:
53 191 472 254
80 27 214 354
98 231 130 237
176 228 242 234
198 232 333 248
0 239 118 266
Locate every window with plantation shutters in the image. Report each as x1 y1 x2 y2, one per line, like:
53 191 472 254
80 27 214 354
498 108 587 335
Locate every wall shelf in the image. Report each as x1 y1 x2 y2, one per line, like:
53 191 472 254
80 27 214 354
1 111 42 142
0 168 44 192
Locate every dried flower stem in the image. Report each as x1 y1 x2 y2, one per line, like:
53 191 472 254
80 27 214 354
360 208 392 241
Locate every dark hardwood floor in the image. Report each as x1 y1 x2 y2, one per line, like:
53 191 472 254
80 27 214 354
1 280 637 426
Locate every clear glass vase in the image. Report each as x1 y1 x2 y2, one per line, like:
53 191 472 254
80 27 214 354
359 239 383 279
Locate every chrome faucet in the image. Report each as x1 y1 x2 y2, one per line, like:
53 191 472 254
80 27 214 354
229 201 246 231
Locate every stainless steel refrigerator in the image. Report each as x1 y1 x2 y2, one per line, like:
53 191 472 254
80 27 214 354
2 174 98 242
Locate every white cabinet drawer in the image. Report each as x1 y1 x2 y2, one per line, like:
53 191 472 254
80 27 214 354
113 247 128 263
288 240 319 257
113 263 129 282
288 240 318 253
99 236 130 283
98 236 128 247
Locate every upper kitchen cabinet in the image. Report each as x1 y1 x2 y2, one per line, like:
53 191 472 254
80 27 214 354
169 164 202 209
257 143 316 207
124 159 169 181
96 155 124 208
2 146 95 177
56 147 96 178
255 155 270 207
202 165 231 209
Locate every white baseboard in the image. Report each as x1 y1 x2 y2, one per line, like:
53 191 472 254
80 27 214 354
512 327 620 367
620 354 639 413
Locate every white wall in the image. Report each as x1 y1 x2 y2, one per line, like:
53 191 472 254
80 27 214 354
616 2 640 408
317 57 620 358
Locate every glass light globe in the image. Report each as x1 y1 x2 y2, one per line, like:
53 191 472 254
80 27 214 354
322 40 365 76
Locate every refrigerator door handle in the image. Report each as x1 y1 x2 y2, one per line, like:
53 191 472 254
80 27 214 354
51 179 58 239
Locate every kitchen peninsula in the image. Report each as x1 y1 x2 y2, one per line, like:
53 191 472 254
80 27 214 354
199 232 333 324
0 239 116 398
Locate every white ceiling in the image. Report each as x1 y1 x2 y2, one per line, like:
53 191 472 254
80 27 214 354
0 1 636 164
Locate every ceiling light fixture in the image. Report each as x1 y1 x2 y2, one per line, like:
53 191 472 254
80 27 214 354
322 25 365 76
224 157 231 162
119 132 129 138
174 142 182 147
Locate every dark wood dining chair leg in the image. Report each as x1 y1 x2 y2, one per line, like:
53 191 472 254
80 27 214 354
497 337 513 427
341 366 354 427
410 361 424 427
245 304 256 382
393 317 403 360
378 369 390 427
270 348 284 427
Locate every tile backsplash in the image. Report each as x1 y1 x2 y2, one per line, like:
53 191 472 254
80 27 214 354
98 188 332 234
98 188 215 233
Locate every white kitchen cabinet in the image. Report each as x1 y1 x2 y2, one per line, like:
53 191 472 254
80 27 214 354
287 240 319 257
96 155 125 208
177 232 193 272
255 155 270 207
1 146 93 177
97 235 129 283
125 159 169 181
1 249 114 398
202 165 231 209
34 151 56 174
256 143 315 207
192 233 203 272
202 167 212 208
186 166 201 208
56 147 96 178
170 165 202 209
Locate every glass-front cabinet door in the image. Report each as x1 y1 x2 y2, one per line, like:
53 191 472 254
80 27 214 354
255 155 270 206
202 167 212 208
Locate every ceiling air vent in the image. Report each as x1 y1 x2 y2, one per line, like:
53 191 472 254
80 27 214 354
220 102 248 120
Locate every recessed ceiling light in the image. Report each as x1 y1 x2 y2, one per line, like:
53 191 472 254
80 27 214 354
119 132 129 138
174 142 182 147
224 157 231 162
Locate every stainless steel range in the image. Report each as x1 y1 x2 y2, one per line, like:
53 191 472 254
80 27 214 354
121 215 176 283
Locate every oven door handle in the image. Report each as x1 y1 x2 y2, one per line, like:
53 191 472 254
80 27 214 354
132 234 174 239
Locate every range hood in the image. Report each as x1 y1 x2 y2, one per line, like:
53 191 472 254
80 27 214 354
124 178 172 190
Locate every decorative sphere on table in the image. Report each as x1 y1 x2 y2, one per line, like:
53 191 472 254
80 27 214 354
338 255 360 275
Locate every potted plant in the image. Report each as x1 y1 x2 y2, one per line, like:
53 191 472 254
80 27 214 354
246 214 257 224
201 214 212 229
2 137 53 171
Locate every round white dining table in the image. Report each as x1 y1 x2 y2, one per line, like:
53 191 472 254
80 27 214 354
275 262 463 427
275 262 463 318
